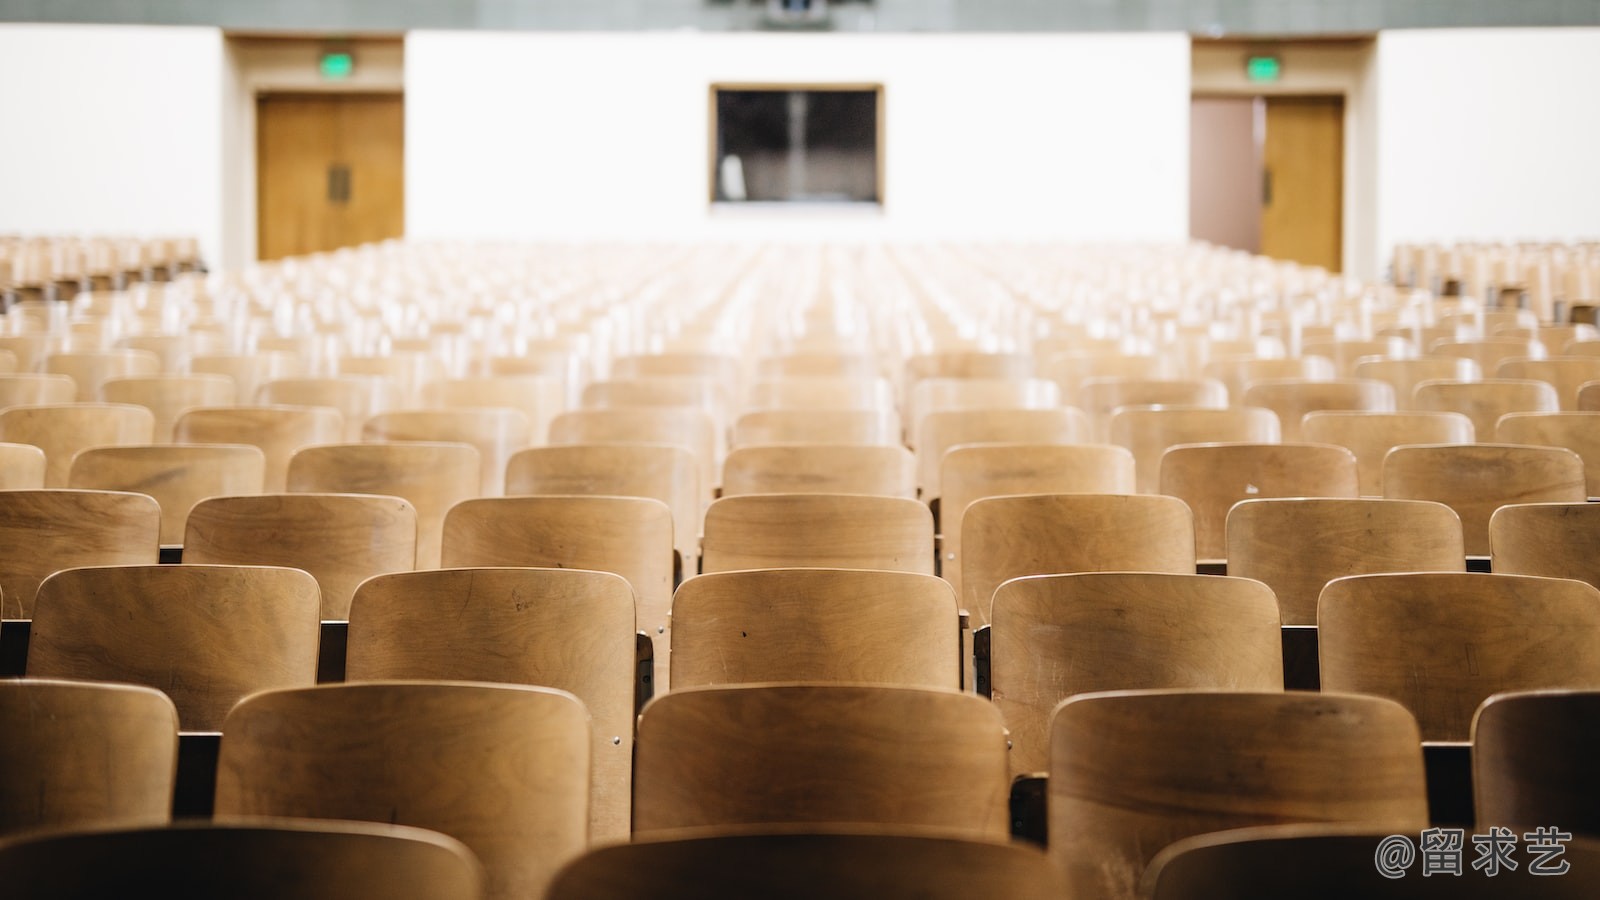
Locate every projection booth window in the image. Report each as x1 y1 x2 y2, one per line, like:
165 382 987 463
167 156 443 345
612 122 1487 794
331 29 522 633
711 86 882 204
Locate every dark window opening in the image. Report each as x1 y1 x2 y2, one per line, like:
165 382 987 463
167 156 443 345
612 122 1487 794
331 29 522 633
713 87 880 204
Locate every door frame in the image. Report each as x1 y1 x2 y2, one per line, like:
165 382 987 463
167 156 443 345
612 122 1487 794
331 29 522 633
222 35 405 270
1190 37 1377 279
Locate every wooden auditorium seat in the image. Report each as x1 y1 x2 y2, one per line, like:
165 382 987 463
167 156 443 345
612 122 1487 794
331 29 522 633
69 444 265 545
700 493 933 575
0 372 76 406
28 564 320 730
1201 355 1335 400
1076 377 1228 441
1351 356 1481 410
0 402 155 486
1495 411 1600 496
1413 378 1559 438
1497 356 1600 409
732 408 900 446
101 374 237 442
1472 689 1600 835
1108 405 1280 494
549 408 719 503
1381 443 1586 556
346 567 636 841
172 405 343 493
44 349 162 400
190 351 305 402
915 407 1091 500
720 443 916 498
1489 501 1600 590
420 375 566 444
0 441 45 489
1239 378 1396 441
362 408 533 497
1301 410 1475 495
258 376 395 442
0 489 160 619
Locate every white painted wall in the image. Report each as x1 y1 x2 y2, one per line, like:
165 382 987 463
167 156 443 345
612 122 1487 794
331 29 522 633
0 24 226 267
1375 29 1600 274
405 31 1191 242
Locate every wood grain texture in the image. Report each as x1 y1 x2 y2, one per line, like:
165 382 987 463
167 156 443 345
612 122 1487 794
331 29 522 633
993 573 1282 777
346 567 635 841
1145 823 1600 899
916 408 1091 498
28 564 321 730
183 493 417 619
940 443 1136 597
258 377 395 441
1201 355 1335 400
0 402 155 486
633 684 1009 838
1352 356 1480 411
0 373 77 407
1496 412 1600 496
0 820 484 900
44 350 161 401
101 375 236 444
215 682 588 900
1413 378 1560 440
546 827 1064 900
670 568 958 690
961 493 1194 627
1261 96 1343 271
721 443 915 498
1382 443 1586 555
732 408 900 446
441 496 673 683
1227 498 1464 626
549 408 719 500
173 405 344 493
701 493 933 576
1240 378 1396 441
1473 689 1600 835
1498 357 1600 410
288 442 480 569
1159 442 1359 560
0 441 45 489
1490 501 1600 591
1109 406 1280 494
363 408 533 497
1302 410 1475 495
506 444 700 567
0 679 177 837
1050 690 1428 900
0 489 160 618
1319 572 1600 741
69 444 265 544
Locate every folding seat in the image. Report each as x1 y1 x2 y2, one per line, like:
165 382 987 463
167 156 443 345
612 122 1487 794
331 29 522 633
288 442 479 569
0 372 76 406
28 564 320 730
613 351 740 385
114 333 210 374
1240 378 1396 441
1413 378 1560 439
1301 410 1475 495
1473 689 1600 835
581 377 731 445
1497 356 1600 410
1051 690 1428 899
732 408 901 447
1041 352 1176 405
0 402 154 486
69 444 265 545
1382 443 1585 555
174 405 343 492
633 684 1008 839
258 376 396 441
1351 356 1480 410
1489 501 1600 591
1109 405 1279 493
960 493 1194 627
938 443 1135 592
670 568 959 690
0 820 484 900
1301 336 1415 376
44 349 161 400
363 408 533 497
721 444 915 498
0 489 159 619
991 573 1281 777
1319 572 1600 741
904 350 1031 389
916 407 1091 499
101 374 236 442
756 351 879 379
216 682 588 900
1145 824 1600 898
0 441 44 488
550 408 719 503
1495 411 1600 496
547 828 1062 899
1431 337 1546 374
420 375 566 444
0 679 177 836
347 567 636 841
1227 498 1463 626
700 493 932 576
1160 442 1358 560
745 376 893 411
1076 377 1227 441
337 353 444 407
1201 355 1334 400
184 493 417 619
906 377 1059 444
190 352 306 402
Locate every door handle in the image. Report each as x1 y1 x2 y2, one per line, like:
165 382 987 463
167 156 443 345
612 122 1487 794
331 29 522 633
327 165 351 204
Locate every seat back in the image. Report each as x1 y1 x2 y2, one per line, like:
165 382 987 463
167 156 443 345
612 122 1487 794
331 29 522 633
916 408 1091 499
1413 378 1559 438
101 374 236 442
1109 406 1280 493
362 408 533 497
0 402 155 486
1240 378 1397 441
721 444 916 498
1301 410 1475 495
1381 443 1586 555
701 493 933 576
69 444 265 544
1496 411 1600 497
1489 501 1600 591
0 489 160 618
1473 689 1600 835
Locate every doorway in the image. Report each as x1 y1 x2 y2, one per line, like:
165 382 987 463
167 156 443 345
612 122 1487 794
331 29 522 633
256 93 404 261
1190 94 1344 272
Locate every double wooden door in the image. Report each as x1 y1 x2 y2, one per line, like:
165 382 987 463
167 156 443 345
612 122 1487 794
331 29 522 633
257 93 404 262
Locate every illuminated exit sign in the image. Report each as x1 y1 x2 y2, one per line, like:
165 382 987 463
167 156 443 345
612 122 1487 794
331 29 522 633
1246 55 1282 83
320 51 354 80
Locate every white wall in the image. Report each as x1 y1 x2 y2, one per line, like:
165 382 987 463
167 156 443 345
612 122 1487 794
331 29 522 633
0 24 226 267
406 31 1191 243
1375 29 1600 272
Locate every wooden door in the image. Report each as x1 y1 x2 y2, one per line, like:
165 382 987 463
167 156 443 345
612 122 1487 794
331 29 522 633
257 93 404 262
1260 96 1343 272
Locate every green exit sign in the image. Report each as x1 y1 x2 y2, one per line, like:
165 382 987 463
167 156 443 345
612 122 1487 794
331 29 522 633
1246 55 1282 83
320 51 354 80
